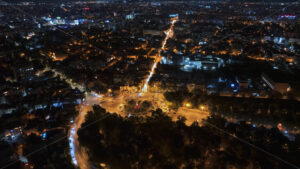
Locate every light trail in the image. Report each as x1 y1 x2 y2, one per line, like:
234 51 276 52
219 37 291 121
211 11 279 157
68 95 98 169
68 125 78 166
69 106 91 169
139 17 178 96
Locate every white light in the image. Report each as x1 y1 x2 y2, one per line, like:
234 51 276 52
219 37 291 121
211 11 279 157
69 125 78 166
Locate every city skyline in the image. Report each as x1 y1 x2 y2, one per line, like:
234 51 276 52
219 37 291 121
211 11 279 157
0 1 299 169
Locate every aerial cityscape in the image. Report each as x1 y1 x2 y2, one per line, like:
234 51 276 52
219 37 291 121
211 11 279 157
0 0 299 169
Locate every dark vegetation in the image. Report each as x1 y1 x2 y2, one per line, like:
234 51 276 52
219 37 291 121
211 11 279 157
164 88 300 129
78 105 300 169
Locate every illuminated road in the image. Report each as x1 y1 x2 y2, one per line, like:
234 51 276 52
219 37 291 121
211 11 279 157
69 106 91 169
139 17 178 95
68 92 165 169
67 17 209 169
36 66 85 92
69 95 97 169
175 107 209 126
36 66 90 169
68 18 179 168
69 89 209 169
36 17 208 169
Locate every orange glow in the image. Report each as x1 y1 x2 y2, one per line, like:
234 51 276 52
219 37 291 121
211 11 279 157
248 55 274 61
139 17 178 95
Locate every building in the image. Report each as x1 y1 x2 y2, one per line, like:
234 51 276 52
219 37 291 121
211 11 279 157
161 55 224 72
261 73 290 95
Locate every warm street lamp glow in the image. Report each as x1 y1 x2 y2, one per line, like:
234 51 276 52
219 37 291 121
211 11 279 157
186 103 191 108
139 17 178 96
100 163 106 168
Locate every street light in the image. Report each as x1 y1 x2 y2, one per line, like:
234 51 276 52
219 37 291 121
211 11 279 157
200 105 205 110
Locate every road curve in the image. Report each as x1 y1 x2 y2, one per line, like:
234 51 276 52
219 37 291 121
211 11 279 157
69 94 99 169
